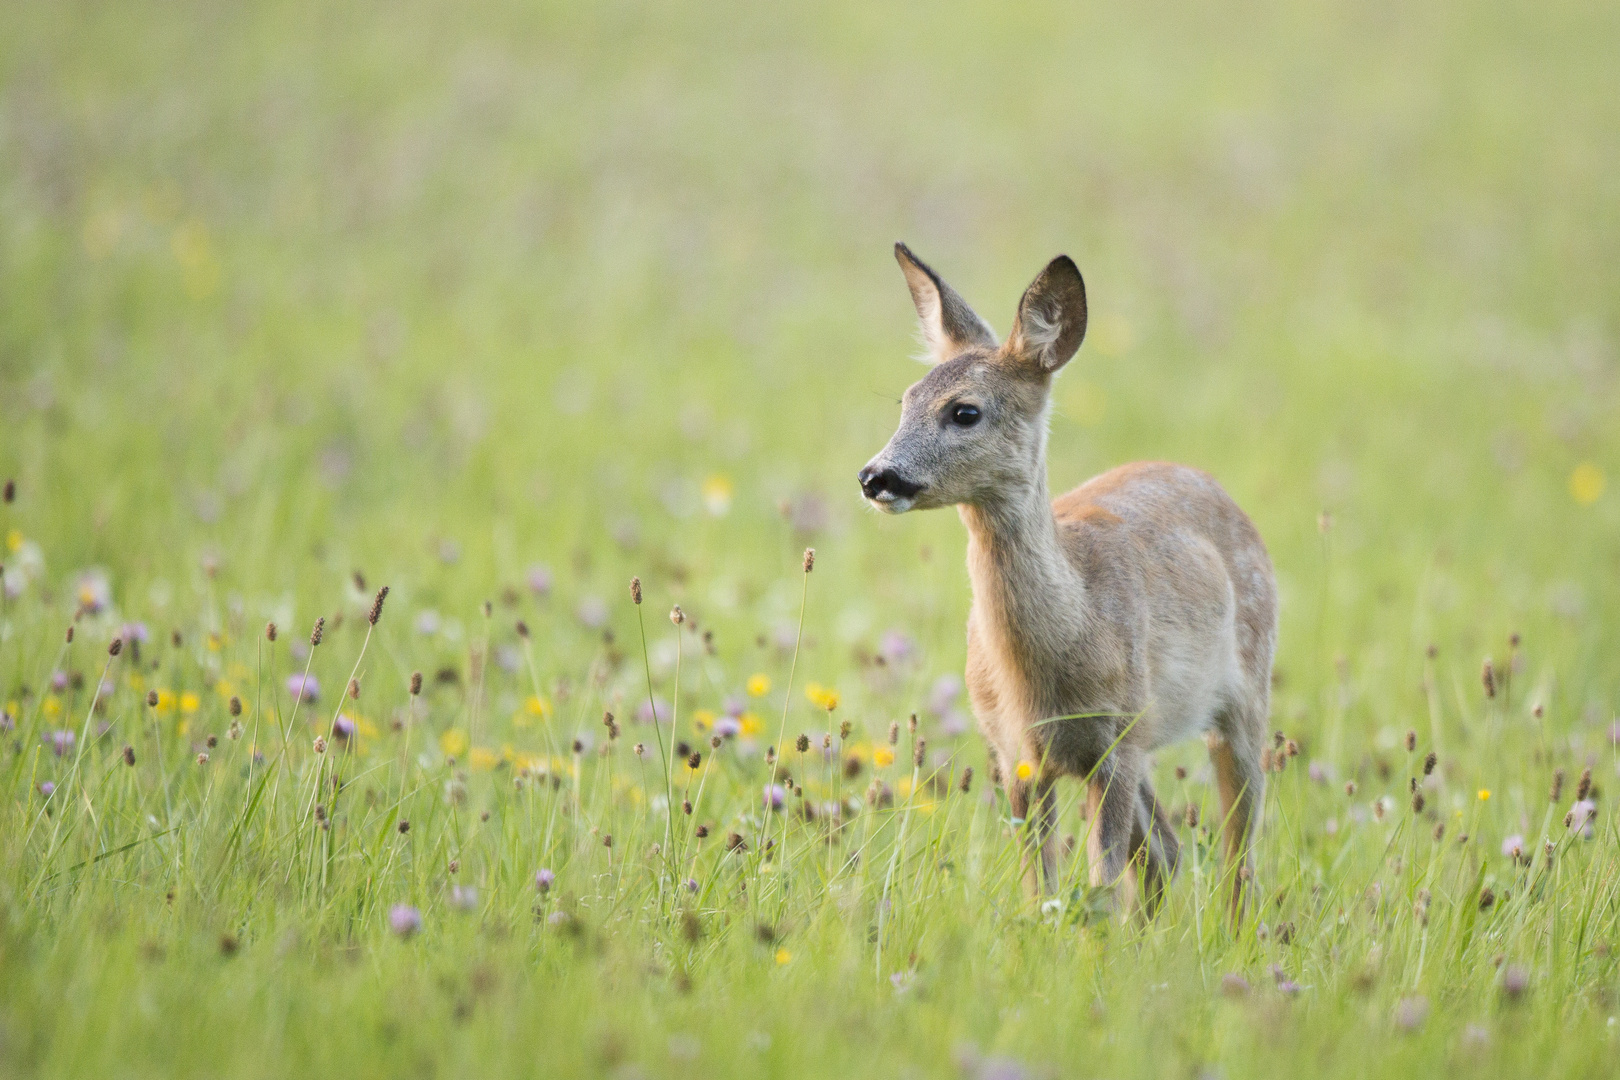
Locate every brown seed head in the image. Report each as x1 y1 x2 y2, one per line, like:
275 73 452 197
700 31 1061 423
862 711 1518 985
313 736 326 754
1423 751 1437 776
1432 821 1445 841
146 689 158 708
1411 791 1426 814
687 751 701 769
265 621 277 642
123 745 135 766
959 766 973 794
229 695 242 717
409 671 423 695
802 548 815 573
1 479 12 503
695 824 709 839
1550 769 1565 803
66 626 74 644
888 721 899 746
670 605 684 626
1577 767 1592 802
348 677 360 700
516 620 529 639
630 577 642 605
1404 730 1416 753
839 720 851 740
913 737 926 768
1185 803 1200 829
1482 659 1496 698
109 637 123 657
310 616 325 647
397 819 410 834
367 586 388 625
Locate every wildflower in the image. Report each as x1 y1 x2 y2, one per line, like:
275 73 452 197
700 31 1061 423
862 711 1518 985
388 904 422 938
1394 996 1429 1032
873 747 895 768
196 752 209 765
286 673 320 703
1569 461 1605 505
438 729 469 758
75 570 111 614
44 729 75 757
775 948 792 965
1500 963 1530 1000
313 736 327 755
1015 760 1035 782
310 616 325 648
332 715 357 742
636 697 671 724
629 577 642 605
450 885 478 911
1477 788 1491 802
38 781 56 798
745 673 771 698
179 692 200 714
527 565 553 596
534 868 555 893
713 716 741 739
1308 761 1327 783
1568 799 1597 836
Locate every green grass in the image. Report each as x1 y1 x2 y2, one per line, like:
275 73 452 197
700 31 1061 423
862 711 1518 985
3 0 1620 1076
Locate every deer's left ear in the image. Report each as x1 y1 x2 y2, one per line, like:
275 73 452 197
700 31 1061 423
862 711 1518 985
1004 256 1087 372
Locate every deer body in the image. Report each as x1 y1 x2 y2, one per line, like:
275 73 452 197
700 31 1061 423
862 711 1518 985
861 245 1276 916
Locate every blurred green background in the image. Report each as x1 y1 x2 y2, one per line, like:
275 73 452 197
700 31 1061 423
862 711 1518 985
4 0 1619 756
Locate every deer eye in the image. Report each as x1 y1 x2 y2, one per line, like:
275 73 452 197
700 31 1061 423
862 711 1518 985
949 403 981 427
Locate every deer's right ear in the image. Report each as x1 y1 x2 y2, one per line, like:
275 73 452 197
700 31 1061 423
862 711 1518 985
894 242 998 363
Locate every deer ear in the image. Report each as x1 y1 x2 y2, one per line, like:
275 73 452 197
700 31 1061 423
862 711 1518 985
894 242 998 362
1005 255 1087 372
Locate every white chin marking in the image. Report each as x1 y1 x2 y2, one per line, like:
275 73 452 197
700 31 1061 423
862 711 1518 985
868 495 913 514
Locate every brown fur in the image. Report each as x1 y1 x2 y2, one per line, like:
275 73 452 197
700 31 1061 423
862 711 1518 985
861 245 1276 920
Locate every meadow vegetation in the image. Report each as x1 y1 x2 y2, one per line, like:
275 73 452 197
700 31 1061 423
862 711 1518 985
1 1 1619 1076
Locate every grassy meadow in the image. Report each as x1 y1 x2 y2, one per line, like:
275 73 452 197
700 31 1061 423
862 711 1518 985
2 0 1620 1076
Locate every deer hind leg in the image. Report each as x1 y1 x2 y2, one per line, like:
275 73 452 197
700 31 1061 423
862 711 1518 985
1008 772 1059 898
1207 718 1265 923
1085 757 1144 917
1132 774 1181 917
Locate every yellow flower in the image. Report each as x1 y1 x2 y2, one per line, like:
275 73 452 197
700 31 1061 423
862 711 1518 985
740 712 763 736
206 632 222 652
1016 760 1035 782
1477 788 1491 801
805 683 840 711
153 689 177 714
215 680 235 699
440 729 470 758
525 695 551 718
180 692 201 714
874 747 895 768
774 948 792 965
469 747 500 771
1570 462 1606 505
358 717 379 739
747 673 771 697
693 709 716 732
127 673 146 693
43 698 61 718
702 474 734 516
4 529 21 554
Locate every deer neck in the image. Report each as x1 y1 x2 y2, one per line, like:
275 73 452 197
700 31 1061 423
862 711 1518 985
958 445 1087 684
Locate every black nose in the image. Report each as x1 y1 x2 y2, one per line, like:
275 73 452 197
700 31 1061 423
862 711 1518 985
858 466 922 500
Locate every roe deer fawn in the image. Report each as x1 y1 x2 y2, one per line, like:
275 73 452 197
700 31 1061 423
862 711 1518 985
858 244 1276 918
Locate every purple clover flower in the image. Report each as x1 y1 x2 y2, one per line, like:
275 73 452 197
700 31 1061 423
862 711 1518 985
527 565 553 597
535 868 555 893
38 781 56 797
332 715 356 742
388 904 422 937
119 622 151 644
44 729 76 757
762 784 786 812
636 696 671 724
286 673 320 703
713 716 741 739
50 670 68 693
